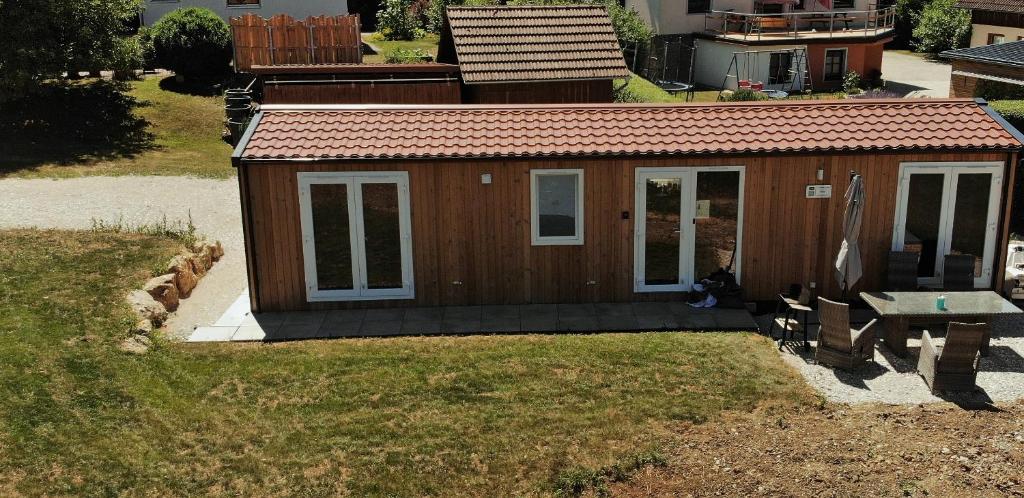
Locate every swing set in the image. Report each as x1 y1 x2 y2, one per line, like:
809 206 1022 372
716 47 812 101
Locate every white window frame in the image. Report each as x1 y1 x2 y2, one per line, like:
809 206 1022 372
891 161 1003 289
297 171 415 302
633 166 745 293
823 47 847 81
530 169 585 246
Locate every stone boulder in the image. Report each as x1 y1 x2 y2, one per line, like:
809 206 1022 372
167 255 198 298
143 273 180 312
119 334 152 355
211 240 224 261
127 290 168 326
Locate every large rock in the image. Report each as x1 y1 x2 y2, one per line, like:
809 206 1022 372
119 334 152 355
127 290 168 326
167 255 198 297
143 273 180 312
211 240 224 261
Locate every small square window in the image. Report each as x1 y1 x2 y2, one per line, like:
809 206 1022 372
988 33 1006 44
687 0 712 15
531 169 584 245
823 48 846 81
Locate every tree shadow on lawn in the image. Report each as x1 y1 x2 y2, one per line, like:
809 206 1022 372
0 80 155 173
158 74 232 97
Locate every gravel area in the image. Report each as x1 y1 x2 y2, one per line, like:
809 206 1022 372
882 50 952 97
0 176 245 340
758 311 1024 405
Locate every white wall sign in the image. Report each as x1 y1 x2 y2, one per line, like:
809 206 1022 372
805 185 832 198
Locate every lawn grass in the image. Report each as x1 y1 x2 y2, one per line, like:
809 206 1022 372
1 76 234 179
361 33 441 63
0 228 812 496
615 74 847 104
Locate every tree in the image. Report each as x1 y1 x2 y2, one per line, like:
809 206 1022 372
0 0 141 101
912 0 970 53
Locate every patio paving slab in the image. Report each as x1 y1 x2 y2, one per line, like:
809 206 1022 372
189 290 759 342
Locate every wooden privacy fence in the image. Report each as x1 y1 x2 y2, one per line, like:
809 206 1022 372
231 14 362 72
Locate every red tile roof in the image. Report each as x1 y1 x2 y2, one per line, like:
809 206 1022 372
440 5 630 84
957 0 1024 14
238 99 1023 161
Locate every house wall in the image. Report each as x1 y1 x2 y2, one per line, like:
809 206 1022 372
806 40 884 89
240 150 1013 312
141 0 348 25
693 38 807 90
625 0 874 35
969 23 1024 47
949 59 1024 97
462 80 614 104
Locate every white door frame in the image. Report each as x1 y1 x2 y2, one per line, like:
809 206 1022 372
298 171 415 302
891 161 1003 288
633 166 745 293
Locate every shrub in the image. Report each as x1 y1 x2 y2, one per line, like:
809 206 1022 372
912 0 970 53
723 88 769 102
136 26 158 71
842 70 862 94
605 1 652 44
975 80 1024 101
151 8 232 79
990 100 1024 131
377 0 424 40
426 0 460 33
384 47 433 63
109 35 144 80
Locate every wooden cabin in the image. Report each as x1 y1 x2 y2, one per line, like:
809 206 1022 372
232 99 1023 313
435 5 630 104
251 64 462 105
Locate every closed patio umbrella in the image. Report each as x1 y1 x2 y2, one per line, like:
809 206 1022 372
835 173 865 299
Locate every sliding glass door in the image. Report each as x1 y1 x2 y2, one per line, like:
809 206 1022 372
892 162 1003 288
298 172 414 301
634 167 744 292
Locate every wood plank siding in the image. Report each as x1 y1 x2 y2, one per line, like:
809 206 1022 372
240 151 1014 312
462 80 614 104
261 80 462 105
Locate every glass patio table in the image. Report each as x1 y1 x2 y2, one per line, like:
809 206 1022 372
859 291 1022 357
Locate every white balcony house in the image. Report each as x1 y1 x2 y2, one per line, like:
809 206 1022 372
704 0 896 42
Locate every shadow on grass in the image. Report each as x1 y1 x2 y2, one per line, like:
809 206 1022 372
157 74 228 97
0 80 154 173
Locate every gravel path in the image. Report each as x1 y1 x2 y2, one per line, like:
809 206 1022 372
0 176 245 340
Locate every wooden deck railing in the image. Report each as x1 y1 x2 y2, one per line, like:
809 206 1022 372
704 8 897 41
230 14 362 72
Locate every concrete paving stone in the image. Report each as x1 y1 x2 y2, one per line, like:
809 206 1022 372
404 307 443 321
323 309 366 324
679 312 717 330
401 320 443 335
634 314 676 330
444 306 482 320
557 303 596 317
320 320 364 337
520 304 557 316
481 305 521 319
213 292 251 327
189 326 238 342
283 311 327 326
479 317 521 332
441 318 482 333
597 315 640 331
231 325 268 342
557 316 599 331
364 308 405 322
241 312 287 327
520 315 558 332
359 320 404 336
274 323 323 340
714 309 759 329
632 302 672 317
595 303 635 316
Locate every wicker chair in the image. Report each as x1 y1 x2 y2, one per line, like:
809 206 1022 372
886 251 920 291
917 322 988 393
815 297 878 370
942 254 975 291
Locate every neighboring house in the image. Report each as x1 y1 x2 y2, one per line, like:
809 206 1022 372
435 5 630 103
957 0 1024 47
626 0 896 90
942 40 1024 97
232 99 1022 312
140 0 348 25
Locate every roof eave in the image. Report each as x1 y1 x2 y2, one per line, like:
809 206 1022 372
231 111 264 168
977 98 1024 148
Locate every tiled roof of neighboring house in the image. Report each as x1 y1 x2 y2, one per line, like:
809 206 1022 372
441 5 630 84
941 40 1024 67
237 100 1023 161
957 0 1024 13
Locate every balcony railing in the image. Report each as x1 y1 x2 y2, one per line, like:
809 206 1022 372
704 8 897 41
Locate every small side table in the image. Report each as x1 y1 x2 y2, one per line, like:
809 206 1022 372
768 294 812 352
